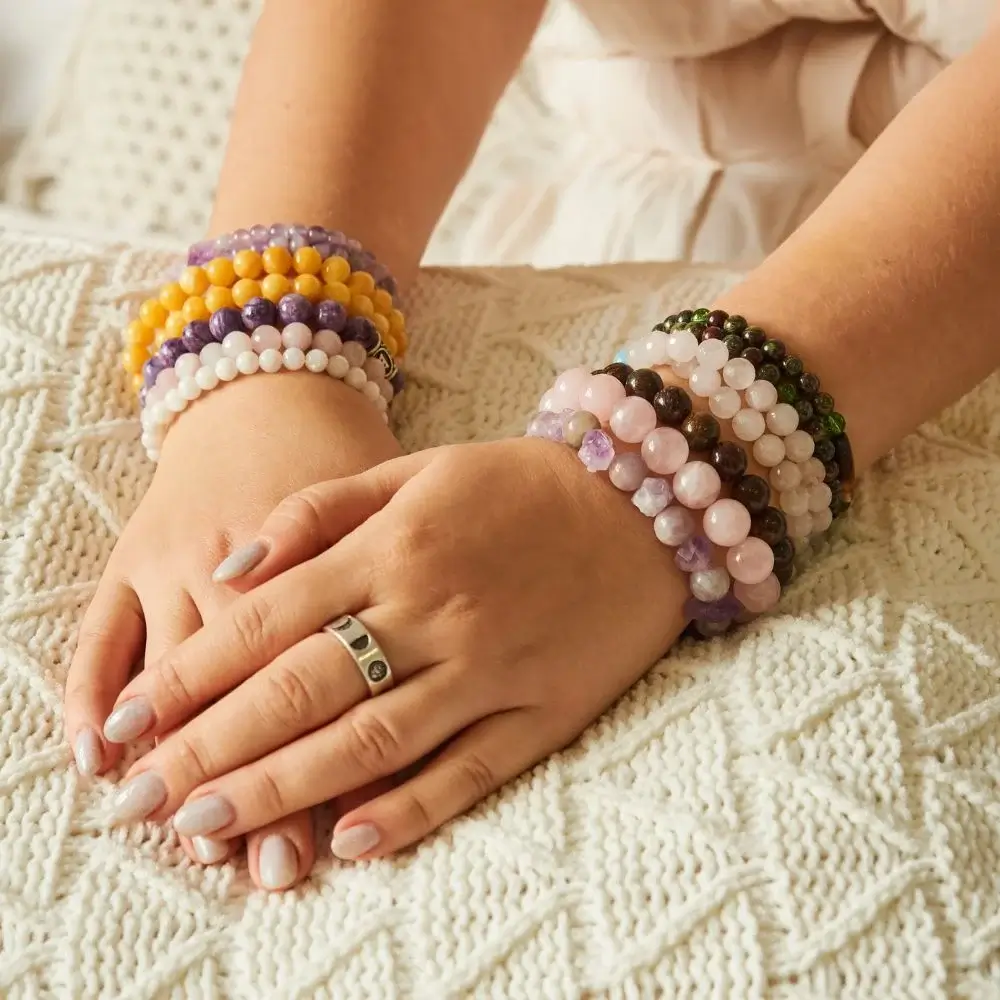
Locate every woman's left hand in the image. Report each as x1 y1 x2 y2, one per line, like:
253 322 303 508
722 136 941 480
102 438 687 861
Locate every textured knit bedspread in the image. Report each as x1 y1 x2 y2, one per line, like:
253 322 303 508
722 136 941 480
1 226 999 1000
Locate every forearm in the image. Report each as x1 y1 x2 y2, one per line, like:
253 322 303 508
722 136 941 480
715 23 1000 475
210 0 544 287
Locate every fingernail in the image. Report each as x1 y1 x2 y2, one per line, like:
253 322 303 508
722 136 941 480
74 728 103 777
258 834 298 890
109 771 167 824
192 837 230 864
103 698 155 743
212 540 269 583
331 823 380 860
173 794 236 837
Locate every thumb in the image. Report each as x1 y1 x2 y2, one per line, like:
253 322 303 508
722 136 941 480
211 450 431 587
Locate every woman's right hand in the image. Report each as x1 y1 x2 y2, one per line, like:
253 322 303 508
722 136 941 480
63 370 402 889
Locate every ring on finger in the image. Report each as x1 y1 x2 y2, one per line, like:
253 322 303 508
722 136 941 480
323 614 395 697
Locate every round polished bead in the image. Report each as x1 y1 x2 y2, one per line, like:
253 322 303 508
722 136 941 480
775 561 796 587
707 309 728 328
241 296 277 331
312 329 343 356
236 350 260 375
761 339 786 363
199 342 224 368
363 357 386 381
710 441 748 483
776 381 798 405
691 308 711 323
727 537 774 585
709 387 742 420
653 386 692 426
283 347 306 371
563 410 601 449
581 373 627 422
611 397 658 443
209 307 245 341
539 389 559 412
690 567 732 604
687 323 707 342
765 403 799 437
222 330 252 358
791 398 812 424
654 506 697 547
702 326 724 342
343 317 379 351
608 453 649 492
673 358 697 379
215 356 239 382
672 310 691 325
165 389 187 414
785 512 814 540
696 338 729 371
823 460 840 484
314 299 346 333
342 341 368 368
732 408 766 442
814 438 836 463
363 381 383 403
552 366 590 410
346 367 369 392
625 368 663 402
178 376 201 402
758 364 781 385
802 457 826 484
250 325 282 353
783 429 815 462
752 434 786 468
630 331 670 367
277 293 314 326
799 373 821 396
825 412 847 436
780 488 811 517
676 535 713 573
704 499 751 546
745 380 778 411
734 574 781 614
689 366 722 397
770 460 802 492
782 356 804 378
807 482 833 513
641 426 689 474
262 246 292 274
326 354 350 379
667 330 699 364
732 474 770 514
723 315 748 336
307 350 332 375
722 357 756 391
741 346 764 367
174 353 200 380
750 506 787 546
632 477 673 516
204 285 235 314
812 391 835 416
281 322 313 351
604 362 633 385
258 348 283 373
233 249 263 279
723 334 744 358
673 461 722 509
158 338 187 367
811 507 834 533
194 365 219 391
771 536 796 569
681 413 721 452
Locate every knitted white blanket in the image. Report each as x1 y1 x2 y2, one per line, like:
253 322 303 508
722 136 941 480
1 226 998 999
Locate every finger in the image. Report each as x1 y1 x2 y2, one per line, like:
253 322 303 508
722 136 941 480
102 591 202 745
143 663 487 839
64 577 145 777
211 450 432 588
330 709 543 859
247 810 316 891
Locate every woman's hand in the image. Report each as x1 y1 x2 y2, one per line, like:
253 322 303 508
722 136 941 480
63 372 401 885
97 438 688 861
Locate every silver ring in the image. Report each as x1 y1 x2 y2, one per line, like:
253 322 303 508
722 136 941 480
322 614 395 696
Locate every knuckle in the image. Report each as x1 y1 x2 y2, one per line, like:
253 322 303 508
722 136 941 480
230 599 274 658
453 751 497 802
256 765 287 816
171 734 215 786
155 655 197 713
379 521 432 576
396 788 435 838
274 491 326 543
344 711 402 776
257 666 316 733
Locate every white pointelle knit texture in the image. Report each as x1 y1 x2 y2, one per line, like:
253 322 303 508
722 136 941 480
1 226 999 999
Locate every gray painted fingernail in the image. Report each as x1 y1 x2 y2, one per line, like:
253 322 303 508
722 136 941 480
74 728 103 777
173 794 236 837
103 698 155 743
331 823 380 860
212 540 269 583
110 771 167 824
192 837 229 864
258 835 298 890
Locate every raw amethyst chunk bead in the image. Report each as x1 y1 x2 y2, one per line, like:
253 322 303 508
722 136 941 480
142 356 166 387
578 429 615 472
526 411 565 442
209 307 245 341
675 535 713 573
278 293 314 326
389 370 405 394
187 240 215 266
316 299 347 333
343 316 379 351
242 297 278 331
158 338 188 366
181 320 213 353
632 477 673 516
349 249 376 273
684 592 742 623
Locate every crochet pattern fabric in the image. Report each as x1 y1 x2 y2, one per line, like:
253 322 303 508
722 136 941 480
1 227 999 999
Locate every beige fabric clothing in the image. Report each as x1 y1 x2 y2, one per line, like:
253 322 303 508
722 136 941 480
447 0 994 267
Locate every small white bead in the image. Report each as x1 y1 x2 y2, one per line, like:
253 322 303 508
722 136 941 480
141 431 157 451
345 367 367 390
688 366 722 397
780 488 811 517
150 402 170 425
672 358 697 379
282 347 306 371
175 353 201 380
327 354 350 379
363 380 382 402
374 394 389 412
195 365 219 391
236 350 260 375
258 348 283 373
808 481 833 513
722 358 756 391
784 429 815 462
745 380 778 411
215 357 239 382
305 349 329 373
342 341 368 368
766 403 799 437
786 512 814 539
696 338 729 371
165 389 187 413
666 330 698 364
624 344 641 367
199 342 224 367
179 376 201 401
645 330 671 365
708 387 741 420
377 378 394 402
732 408 766 442
802 457 826 484
811 507 833 533
752 434 786 467
147 448 160 462
769 460 802 492
222 331 253 358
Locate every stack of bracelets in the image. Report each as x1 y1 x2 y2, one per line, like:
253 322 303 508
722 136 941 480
527 308 854 639
119 224 408 460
